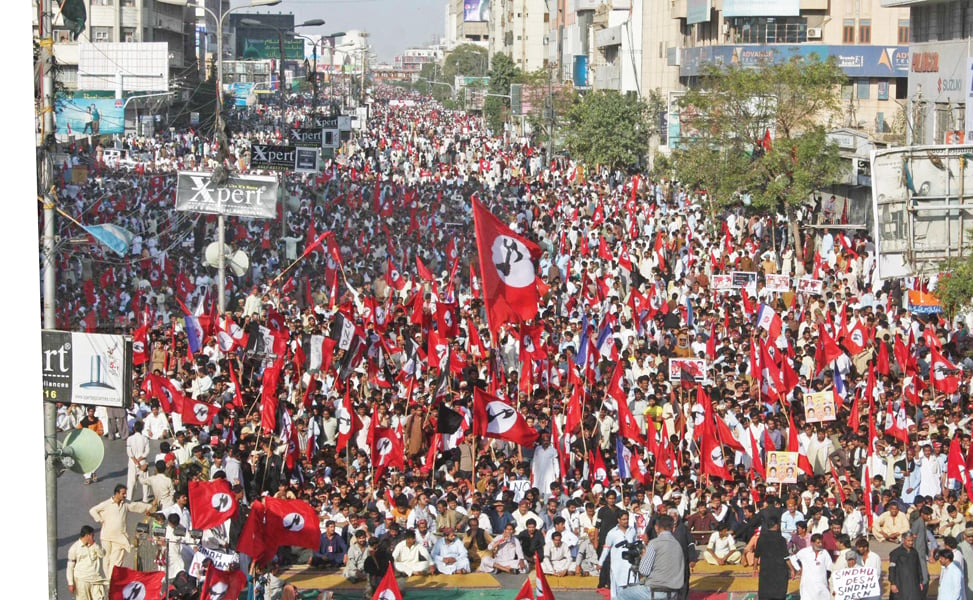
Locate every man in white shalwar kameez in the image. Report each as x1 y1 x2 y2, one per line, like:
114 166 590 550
531 433 560 499
431 528 470 574
788 534 833 600
599 511 637 599
392 531 435 576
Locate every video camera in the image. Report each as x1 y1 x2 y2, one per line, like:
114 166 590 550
617 540 645 566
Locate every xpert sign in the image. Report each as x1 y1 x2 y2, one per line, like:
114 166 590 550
175 171 279 219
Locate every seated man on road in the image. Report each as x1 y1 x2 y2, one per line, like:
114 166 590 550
391 530 435 577
481 522 527 574
574 528 602 576
541 531 575 576
873 502 910 543
342 529 369 582
431 527 471 574
702 525 741 565
309 520 347 569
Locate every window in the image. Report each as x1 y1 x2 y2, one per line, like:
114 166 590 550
92 27 112 42
857 79 870 100
895 80 907 100
897 19 911 44
841 83 853 100
842 19 855 44
122 27 136 42
858 20 871 44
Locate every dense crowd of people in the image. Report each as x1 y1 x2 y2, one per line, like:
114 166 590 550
52 81 973 600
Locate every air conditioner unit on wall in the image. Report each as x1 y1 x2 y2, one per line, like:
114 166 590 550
807 27 822 39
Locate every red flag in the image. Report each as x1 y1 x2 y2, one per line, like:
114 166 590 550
371 423 405 481
416 255 434 281
590 446 609 485
264 497 321 551
199 566 248 600
930 346 961 394
534 551 557 600
472 196 542 330
472 388 539 447
237 500 272 566
227 360 244 409
705 321 717 360
141 373 185 414
370 565 404 600
189 479 237 531
749 430 765 480
132 325 149 365
513 577 533 600
947 437 973 498
598 237 613 261
108 567 164 600
863 463 874 528
336 386 362 454
830 463 847 504
787 412 813 475
436 301 459 339
814 323 843 375
884 399 909 444
876 341 890 376
699 419 733 480
386 257 407 291
564 383 583 435
612 380 645 446
181 398 216 427
302 230 331 259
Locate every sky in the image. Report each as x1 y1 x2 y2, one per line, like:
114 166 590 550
235 0 447 62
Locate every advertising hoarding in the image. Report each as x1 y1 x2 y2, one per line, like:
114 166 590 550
241 38 305 60
722 0 799 17
56 95 125 135
42 330 132 408
249 144 299 171
290 127 323 148
175 172 279 219
464 0 490 22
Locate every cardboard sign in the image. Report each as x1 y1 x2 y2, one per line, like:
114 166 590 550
766 451 798 484
668 358 707 383
832 567 881 600
713 274 733 291
797 277 824 295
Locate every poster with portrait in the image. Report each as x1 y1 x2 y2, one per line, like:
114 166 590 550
797 277 824 295
668 358 707 383
765 451 799 484
713 274 733 291
731 271 758 289
764 274 791 293
804 391 837 423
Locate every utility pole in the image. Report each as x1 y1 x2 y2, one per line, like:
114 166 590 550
38 0 59 595
547 64 555 160
360 31 369 105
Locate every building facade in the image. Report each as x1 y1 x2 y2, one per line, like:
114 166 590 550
489 0 550 73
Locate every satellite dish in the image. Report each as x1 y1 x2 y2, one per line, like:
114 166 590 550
203 242 234 269
228 250 250 277
59 428 105 475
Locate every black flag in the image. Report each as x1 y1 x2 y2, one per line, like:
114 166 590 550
436 403 464 434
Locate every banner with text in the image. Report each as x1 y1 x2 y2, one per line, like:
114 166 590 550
42 330 132 408
175 172 279 219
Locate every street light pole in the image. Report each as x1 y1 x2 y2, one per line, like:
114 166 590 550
159 0 282 313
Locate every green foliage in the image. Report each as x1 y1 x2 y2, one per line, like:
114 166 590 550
443 44 489 80
562 90 650 170
673 55 848 212
484 53 521 133
937 243 973 319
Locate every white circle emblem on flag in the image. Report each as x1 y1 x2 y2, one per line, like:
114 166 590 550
133 341 144 355
122 582 147 600
443 310 453 328
377 590 397 600
490 235 534 288
193 404 209 422
933 361 948 381
282 512 306 532
710 445 725 467
209 582 230 600
377 436 394 458
485 400 518 435
211 492 234 513
851 329 864 347
336 406 352 435
390 269 400 282
523 335 535 353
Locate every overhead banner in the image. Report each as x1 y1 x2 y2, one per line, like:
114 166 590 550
250 144 298 171
56 95 125 136
175 172 279 219
42 330 132 408
290 127 323 148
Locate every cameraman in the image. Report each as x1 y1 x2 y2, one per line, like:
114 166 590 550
618 515 686 600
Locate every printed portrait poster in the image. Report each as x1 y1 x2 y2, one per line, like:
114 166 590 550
832 566 881 600
668 358 707 383
765 451 799 484
796 277 824 295
713 274 733 291
764 274 791 293
731 271 758 289
804 391 836 423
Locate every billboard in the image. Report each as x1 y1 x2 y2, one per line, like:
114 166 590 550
464 0 490 22
722 0 798 17
687 0 711 25
78 42 168 92
295 148 320 173
250 144 299 171
871 145 973 280
680 45 910 78
241 38 305 60
56 95 125 136
290 127 323 147
175 172 279 219
42 331 132 408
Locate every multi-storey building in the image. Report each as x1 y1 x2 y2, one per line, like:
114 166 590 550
489 0 550 73
445 0 490 50
881 0 972 145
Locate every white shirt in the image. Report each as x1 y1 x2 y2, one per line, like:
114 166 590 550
790 546 833 600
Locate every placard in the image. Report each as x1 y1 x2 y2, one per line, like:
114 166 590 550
731 271 758 289
797 277 824 295
713 274 733 291
804 391 836 423
765 451 798 484
832 567 881 600
668 358 707 383
764 274 791 293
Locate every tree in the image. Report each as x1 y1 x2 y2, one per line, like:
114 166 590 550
672 56 848 270
443 44 489 80
562 90 650 170
484 53 520 133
